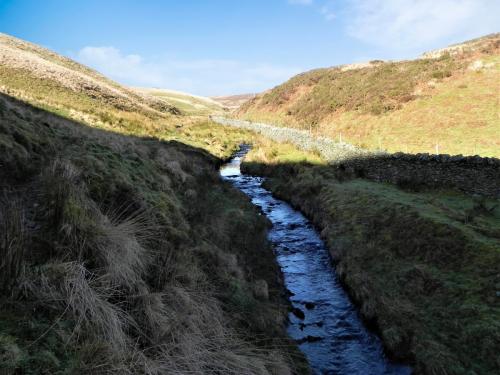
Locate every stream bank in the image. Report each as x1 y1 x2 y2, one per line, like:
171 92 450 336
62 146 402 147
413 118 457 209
221 146 412 375
240 156 500 374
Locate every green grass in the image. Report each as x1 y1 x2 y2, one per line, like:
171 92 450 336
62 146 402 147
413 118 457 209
242 146 500 374
0 93 307 374
0 308 78 374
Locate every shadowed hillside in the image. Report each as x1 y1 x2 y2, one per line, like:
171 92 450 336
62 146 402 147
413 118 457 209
237 34 500 157
0 92 307 374
0 33 308 374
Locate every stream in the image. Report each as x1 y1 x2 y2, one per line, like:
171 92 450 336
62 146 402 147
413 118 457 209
220 145 412 375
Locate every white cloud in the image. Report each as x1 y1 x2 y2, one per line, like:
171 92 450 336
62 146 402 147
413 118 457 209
320 4 336 21
77 46 162 84
288 0 313 5
75 46 301 96
344 0 500 50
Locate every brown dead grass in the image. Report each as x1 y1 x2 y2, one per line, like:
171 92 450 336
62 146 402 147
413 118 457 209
0 92 305 374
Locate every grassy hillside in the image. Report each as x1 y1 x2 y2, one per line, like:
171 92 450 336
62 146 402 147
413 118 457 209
0 34 307 374
0 33 256 159
238 34 500 157
134 87 225 116
2 30 499 375
242 147 500 375
0 33 181 118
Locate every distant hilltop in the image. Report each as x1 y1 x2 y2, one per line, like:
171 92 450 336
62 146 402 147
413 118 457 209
211 93 257 110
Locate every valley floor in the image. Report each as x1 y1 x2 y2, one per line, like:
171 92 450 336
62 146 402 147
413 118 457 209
1 88 499 374
2 30 499 375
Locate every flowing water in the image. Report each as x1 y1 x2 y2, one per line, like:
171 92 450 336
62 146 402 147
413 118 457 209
220 145 412 375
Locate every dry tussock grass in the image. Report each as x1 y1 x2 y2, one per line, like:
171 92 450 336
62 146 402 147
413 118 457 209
0 194 26 293
3 154 295 374
96 208 154 289
0 90 300 373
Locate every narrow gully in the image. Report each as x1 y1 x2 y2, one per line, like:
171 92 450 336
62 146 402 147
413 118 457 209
220 145 412 375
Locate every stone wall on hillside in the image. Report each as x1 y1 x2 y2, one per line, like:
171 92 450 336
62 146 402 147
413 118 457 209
342 153 500 198
212 116 500 198
212 116 370 160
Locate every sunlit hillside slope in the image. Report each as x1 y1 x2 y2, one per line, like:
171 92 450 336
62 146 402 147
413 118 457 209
212 94 256 110
0 33 250 158
238 34 500 157
134 87 225 116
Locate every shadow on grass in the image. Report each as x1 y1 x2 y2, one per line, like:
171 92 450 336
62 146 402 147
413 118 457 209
0 93 309 374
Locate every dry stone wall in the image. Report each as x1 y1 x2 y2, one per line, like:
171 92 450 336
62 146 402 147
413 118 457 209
212 116 370 160
343 153 500 198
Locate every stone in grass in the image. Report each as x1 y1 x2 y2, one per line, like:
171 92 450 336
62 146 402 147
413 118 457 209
253 279 269 300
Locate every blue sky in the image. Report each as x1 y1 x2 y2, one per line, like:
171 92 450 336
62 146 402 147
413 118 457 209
1 0 498 95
